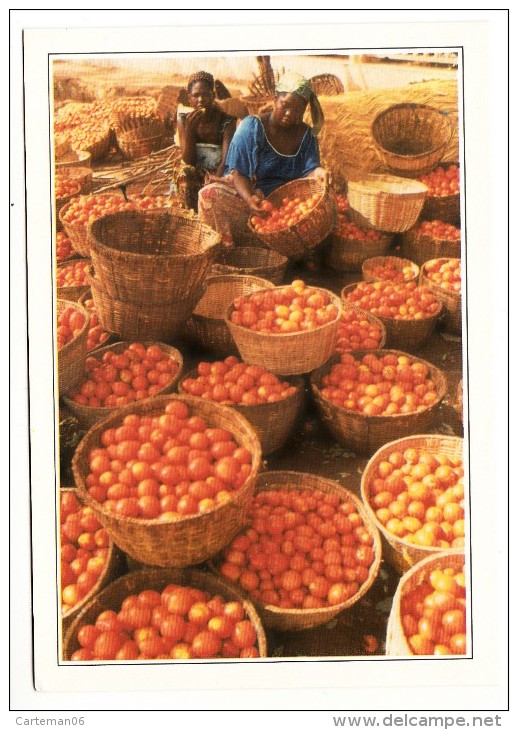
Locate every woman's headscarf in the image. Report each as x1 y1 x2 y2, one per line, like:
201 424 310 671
187 71 215 93
275 72 324 136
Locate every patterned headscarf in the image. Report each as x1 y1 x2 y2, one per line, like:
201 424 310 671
187 71 215 93
275 72 325 136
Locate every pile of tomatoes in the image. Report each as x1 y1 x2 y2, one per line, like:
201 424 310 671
400 564 466 655
60 491 110 615
250 193 322 234
229 280 339 334
84 400 253 519
364 260 416 283
181 356 297 406
368 446 464 549
56 232 75 262
57 305 86 350
69 342 179 408
56 259 90 289
334 216 384 242
343 280 441 321
334 194 349 213
219 487 376 610
422 259 461 293
81 297 111 351
56 176 81 200
70 584 260 661
335 309 384 354
319 352 440 417
61 193 136 227
413 220 461 242
419 165 460 197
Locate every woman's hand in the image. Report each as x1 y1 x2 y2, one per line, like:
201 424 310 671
307 166 330 187
247 191 268 215
184 109 205 135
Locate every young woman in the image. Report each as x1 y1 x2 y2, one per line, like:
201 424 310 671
198 72 328 246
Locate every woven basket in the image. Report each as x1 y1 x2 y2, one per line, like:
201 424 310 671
62 567 267 660
360 434 464 574
89 209 221 305
77 291 115 353
324 228 393 272
226 286 342 376
61 341 184 429
210 247 288 284
179 369 305 456
56 260 91 302
311 352 447 455
421 163 461 225
55 149 92 170
58 193 127 259
341 283 442 351
385 550 466 656
419 259 462 335
89 275 200 343
82 128 112 163
56 165 93 193
72 394 262 567
55 181 83 228
400 229 462 268
117 131 166 160
57 299 90 395
371 104 452 178
185 275 274 356
347 175 428 233
362 256 420 285
217 471 382 632
247 179 338 260
336 303 387 354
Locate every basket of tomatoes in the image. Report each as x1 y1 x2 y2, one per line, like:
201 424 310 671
310 351 447 455
179 356 305 456
360 434 464 573
419 163 460 225
57 299 90 395
386 550 466 656
362 256 419 285
400 219 461 267
248 179 338 261
334 304 387 355
78 293 113 352
419 258 462 335
71 394 262 568
63 567 267 661
61 341 184 429
225 279 342 376
56 259 91 302
214 471 382 632
324 215 393 272
55 174 83 229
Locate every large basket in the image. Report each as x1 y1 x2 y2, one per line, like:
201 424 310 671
400 229 461 268
57 299 90 395
185 275 274 356
89 209 221 305
62 567 267 661
324 228 393 272
385 550 466 656
210 246 288 284
420 162 461 225
216 471 382 632
360 435 464 574
179 369 305 456
89 274 201 343
61 341 184 429
56 260 91 302
341 283 442 351
419 259 462 336
311 352 447 455
226 286 342 376
247 179 338 260
371 104 452 178
362 256 419 285
72 394 262 568
347 175 428 233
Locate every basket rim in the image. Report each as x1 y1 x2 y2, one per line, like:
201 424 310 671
347 174 429 196
371 103 453 161
361 256 420 281
340 282 444 324
310 350 448 422
213 246 289 268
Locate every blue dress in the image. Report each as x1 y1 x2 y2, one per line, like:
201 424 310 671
223 115 320 197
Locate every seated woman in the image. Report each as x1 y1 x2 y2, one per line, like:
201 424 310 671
174 71 236 211
198 72 328 247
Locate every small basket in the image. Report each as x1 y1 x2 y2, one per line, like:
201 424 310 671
55 182 83 228
185 275 274 356
216 471 382 632
311 352 447 455
56 260 91 302
71 394 262 568
371 104 452 178
89 275 199 343
210 247 288 284
400 229 461 268
341 283 442 351
347 174 428 233
360 435 464 574
116 131 166 160
179 369 305 456
247 179 338 260
419 259 462 336
57 299 90 395
420 162 461 225
62 567 267 660
362 256 420 285
336 303 387 354
385 550 466 656
226 286 342 376
89 209 222 305
61 341 184 429
324 228 393 272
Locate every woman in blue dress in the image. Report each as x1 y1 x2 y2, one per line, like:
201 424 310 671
198 73 328 246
